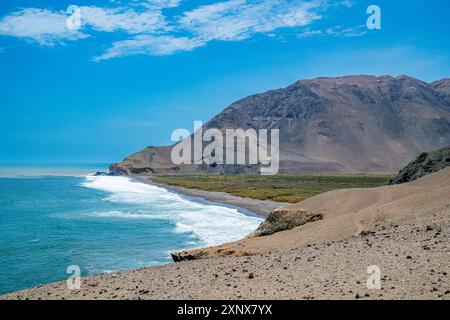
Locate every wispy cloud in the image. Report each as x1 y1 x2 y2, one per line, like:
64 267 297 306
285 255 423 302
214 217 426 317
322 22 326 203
298 24 367 38
96 0 326 60
0 0 359 60
0 8 87 45
138 0 182 9
80 6 170 34
94 35 205 61
341 0 354 8
179 0 323 42
0 6 170 45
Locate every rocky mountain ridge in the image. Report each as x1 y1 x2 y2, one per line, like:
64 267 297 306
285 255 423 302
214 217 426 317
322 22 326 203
111 75 450 175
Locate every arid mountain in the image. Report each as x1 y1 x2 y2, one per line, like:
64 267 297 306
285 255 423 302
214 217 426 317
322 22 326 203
431 78 450 103
110 75 450 175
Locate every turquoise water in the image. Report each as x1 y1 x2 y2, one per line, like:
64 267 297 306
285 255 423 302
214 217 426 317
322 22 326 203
0 169 262 295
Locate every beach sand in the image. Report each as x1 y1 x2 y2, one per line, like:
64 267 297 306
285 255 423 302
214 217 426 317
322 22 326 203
136 176 283 217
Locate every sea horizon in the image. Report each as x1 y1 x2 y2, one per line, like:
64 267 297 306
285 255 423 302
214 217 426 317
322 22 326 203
0 163 111 178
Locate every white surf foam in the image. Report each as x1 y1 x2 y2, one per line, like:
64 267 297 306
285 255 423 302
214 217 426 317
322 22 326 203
89 210 165 220
81 176 263 247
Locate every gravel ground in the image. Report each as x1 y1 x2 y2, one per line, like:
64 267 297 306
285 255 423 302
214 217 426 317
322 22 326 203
3 219 449 300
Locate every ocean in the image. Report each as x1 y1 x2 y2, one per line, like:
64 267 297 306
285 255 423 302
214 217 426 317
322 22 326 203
0 165 262 295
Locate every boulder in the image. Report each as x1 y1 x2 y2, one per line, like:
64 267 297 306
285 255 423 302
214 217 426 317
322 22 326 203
249 207 323 237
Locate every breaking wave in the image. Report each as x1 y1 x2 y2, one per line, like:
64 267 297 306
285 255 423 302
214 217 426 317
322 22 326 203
81 176 263 247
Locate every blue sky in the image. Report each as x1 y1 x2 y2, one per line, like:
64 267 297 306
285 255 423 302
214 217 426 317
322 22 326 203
0 0 449 163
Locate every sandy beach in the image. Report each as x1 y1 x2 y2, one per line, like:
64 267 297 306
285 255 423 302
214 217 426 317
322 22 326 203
135 176 283 217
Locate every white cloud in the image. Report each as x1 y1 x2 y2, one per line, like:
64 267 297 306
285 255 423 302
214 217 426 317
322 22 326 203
116 0 182 9
80 6 169 34
297 29 323 38
139 0 182 9
94 35 205 61
326 25 366 37
0 6 170 46
0 0 362 60
341 0 354 8
95 0 325 61
179 0 324 42
299 24 367 38
0 8 87 45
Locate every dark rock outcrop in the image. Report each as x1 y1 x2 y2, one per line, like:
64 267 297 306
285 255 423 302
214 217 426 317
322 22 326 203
389 146 450 184
249 208 323 237
171 250 208 262
170 208 323 262
93 171 108 176
109 163 128 176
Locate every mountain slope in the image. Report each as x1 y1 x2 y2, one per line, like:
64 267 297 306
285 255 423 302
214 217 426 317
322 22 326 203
431 78 450 104
389 145 450 184
111 75 450 175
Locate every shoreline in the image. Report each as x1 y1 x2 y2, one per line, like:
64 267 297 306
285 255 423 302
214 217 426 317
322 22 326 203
133 176 284 217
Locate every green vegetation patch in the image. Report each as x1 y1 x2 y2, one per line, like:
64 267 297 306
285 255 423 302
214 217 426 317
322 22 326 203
152 174 392 203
